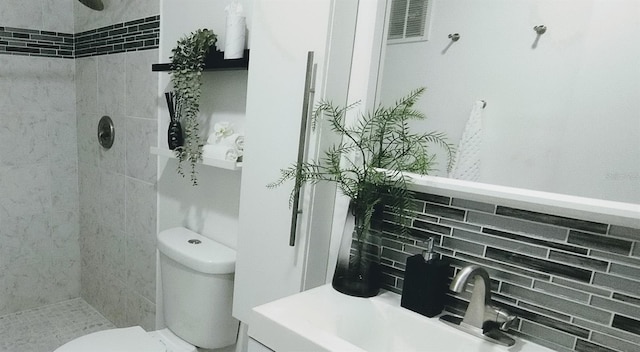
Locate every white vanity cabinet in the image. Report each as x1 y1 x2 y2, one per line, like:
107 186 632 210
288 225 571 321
233 0 359 323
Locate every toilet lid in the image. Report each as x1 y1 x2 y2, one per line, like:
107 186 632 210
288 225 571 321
55 326 166 352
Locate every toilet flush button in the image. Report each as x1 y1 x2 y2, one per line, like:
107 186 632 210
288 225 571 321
188 239 202 244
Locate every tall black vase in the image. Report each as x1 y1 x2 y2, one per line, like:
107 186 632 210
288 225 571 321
332 202 382 297
167 121 184 150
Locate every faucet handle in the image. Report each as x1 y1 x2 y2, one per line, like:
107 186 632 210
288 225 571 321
484 306 517 331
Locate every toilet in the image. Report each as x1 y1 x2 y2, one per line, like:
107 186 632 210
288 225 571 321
55 227 239 352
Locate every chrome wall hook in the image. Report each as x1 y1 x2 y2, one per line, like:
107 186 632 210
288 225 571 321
533 25 547 35
448 33 460 42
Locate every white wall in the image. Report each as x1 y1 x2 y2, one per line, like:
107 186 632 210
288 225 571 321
379 0 640 204
157 0 253 250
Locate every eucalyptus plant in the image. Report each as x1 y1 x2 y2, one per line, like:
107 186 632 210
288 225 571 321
170 29 217 185
269 87 454 236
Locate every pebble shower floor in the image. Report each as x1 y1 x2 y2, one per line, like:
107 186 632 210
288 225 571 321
0 298 115 352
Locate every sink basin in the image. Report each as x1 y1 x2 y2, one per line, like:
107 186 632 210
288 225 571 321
249 284 553 352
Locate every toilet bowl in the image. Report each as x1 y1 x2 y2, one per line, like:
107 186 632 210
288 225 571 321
54 227 239 352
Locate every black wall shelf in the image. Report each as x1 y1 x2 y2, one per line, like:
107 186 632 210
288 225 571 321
152 49 250 72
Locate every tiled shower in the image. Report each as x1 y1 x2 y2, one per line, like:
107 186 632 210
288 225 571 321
0 0 161 341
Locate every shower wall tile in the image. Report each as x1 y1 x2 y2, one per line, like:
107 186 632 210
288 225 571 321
125 117 158 183
378 190 640 352
75 57 98 113
125 50 159 119
124 291 156 332
97 53 125 116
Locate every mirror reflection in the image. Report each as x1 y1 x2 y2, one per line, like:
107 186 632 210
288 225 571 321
377 0 639 204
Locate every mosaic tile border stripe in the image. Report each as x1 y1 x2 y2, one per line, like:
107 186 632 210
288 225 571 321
377 192 640 352
0 15 159 59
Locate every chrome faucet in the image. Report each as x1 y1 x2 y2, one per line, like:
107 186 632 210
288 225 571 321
439 265 517 346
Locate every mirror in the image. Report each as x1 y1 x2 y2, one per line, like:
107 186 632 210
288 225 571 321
376 0 639 205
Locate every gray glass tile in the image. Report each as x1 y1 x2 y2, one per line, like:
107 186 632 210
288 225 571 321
612 293 640 306
451 197 496 213
443 237 485 256
440 218 482 232
548 250 609 272
632 243 639 258
591 332 640 352
412 218 451 235
574 318 640 346
552 277 612 297
590 296 640 318
591 249 640 267
533 280 590 302
568 230 632 255
496 206 609 233
381 247 410 264
500 283 611 324
593 272 640 296
609 263 640 280
520 321 577 348
456 252 551 281
518 302 572 322
424 203 466 221
467 211 569 241
483 228 588 255
609 225 640 242
575 339 617 352
506 303 590 338
486 247 593 282
413 192 450 205
453 228 548 257
512 331 575 352
612 314 640 335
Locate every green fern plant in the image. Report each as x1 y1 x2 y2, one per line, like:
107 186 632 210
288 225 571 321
269 87 454 237
170 29 217 185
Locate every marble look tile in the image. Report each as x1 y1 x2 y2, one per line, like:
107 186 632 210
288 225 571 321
98 274 128 328
97 53 125 117
0 212 52 263
0 0 43 30
125 50 159 119
96 170 126 231
76 111 99 168
74 0 160 33
97 114 126 174
51 210 80 260
125 290 156 331
0 110 49 166
0 164 51 219
75 58 98 113
42 0 75 33
125 117 157 183
125 232 157 302
48 111 79 177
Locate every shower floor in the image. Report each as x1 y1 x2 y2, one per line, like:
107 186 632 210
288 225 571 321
0 298 115 352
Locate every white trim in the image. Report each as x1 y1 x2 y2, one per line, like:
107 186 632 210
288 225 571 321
388 170 640 228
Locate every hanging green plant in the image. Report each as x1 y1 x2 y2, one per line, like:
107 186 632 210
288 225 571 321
170 28 217 185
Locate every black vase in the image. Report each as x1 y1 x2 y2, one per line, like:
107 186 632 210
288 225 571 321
332 202 382 297
167 121 184 150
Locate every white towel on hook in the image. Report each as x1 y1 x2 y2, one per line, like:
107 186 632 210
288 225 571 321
449 100 484 181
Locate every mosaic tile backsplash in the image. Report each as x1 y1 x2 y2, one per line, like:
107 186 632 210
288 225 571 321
379 192 640 352
0 15 159 59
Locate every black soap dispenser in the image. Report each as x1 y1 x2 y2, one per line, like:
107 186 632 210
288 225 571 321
401 237 449 318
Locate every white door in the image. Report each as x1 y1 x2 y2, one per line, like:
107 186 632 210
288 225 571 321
233 0 358 323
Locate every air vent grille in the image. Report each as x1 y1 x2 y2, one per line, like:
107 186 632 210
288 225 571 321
387 0 431 43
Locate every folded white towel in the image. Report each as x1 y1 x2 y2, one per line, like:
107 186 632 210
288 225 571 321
220 133 244 151
210 122 234 143
202 144 240 162
449 100 484 181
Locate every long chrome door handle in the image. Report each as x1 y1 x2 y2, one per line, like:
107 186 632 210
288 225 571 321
289 51 317 247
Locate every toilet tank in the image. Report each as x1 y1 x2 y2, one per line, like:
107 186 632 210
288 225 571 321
157 227 239 349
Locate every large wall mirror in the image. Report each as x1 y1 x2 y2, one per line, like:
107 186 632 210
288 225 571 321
375 0 639 205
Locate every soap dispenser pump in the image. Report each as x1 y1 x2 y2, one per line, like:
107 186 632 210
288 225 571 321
401 237 449 317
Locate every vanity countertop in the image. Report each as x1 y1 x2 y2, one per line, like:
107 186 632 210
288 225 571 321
249 284 555 352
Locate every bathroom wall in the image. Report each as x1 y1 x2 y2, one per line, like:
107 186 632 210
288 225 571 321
379 0 640 204
378 191 640 352
74 0 160 329
0 0 80 315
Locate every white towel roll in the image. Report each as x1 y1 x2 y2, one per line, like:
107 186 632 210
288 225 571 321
202 144 239 162
220 133 244 151
449 100 484 181
224 1 246 59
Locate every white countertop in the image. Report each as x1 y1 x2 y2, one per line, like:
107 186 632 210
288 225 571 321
249 284 555 352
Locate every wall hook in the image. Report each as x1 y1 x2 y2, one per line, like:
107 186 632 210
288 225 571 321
533 25 547 35
448 33 460 42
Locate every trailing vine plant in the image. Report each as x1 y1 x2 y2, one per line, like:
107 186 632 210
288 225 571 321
170 29 217 185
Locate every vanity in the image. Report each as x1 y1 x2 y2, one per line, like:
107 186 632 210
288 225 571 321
247 284 555 352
